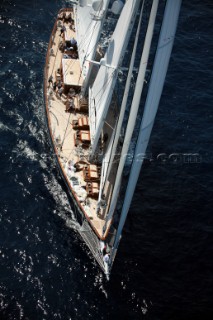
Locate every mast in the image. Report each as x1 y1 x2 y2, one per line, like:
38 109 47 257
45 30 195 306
110 0 182 263
106 0 159 225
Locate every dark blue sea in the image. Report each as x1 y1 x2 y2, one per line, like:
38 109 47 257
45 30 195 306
0 1 213 319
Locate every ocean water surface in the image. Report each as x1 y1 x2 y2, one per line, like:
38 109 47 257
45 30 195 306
0 0 213 319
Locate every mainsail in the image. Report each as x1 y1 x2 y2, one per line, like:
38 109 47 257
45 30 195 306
88 0 140 156
110 0 182 262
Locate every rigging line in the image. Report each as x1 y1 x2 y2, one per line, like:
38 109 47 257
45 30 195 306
78 1 104 52
110 0 182 260
77 6 105 84
60 112 72 151
89 68 117 121
92 67 117 107
91 3 142 107
89 67 116 112
77 23 100 83
83 4 104 58
77 28 104 86
90 69 118 144
104 0 148 226
49 111 59 126
75 7 101 56
78 16 99 51
102 116 119 191
144 0 167 95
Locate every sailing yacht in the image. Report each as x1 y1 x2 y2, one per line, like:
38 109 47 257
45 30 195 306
44 0 181 276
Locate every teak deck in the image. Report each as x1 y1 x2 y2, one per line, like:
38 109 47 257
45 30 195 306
44 8 118 240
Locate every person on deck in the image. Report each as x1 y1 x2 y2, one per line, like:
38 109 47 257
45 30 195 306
57 81 62 89
60 25 66 36
59 41 65 52
48 75 53 87
65 98 74 112
68 88 76 98
53 81 57 91
57 87 64 98
103 253 110 265
70 37 77 50
65 12 72 22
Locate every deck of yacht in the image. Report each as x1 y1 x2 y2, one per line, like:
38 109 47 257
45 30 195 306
44 8 118 240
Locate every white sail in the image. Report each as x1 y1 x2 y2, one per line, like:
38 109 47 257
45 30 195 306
106 0 159 223
105 0 145 184
97 126 116 207
75 0 110 79
89 0 140 156
111 0 182 258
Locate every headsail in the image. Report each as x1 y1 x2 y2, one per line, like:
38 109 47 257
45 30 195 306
106 0 159 223
110 0 182 262
89 0 140 156
105 0 145 184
